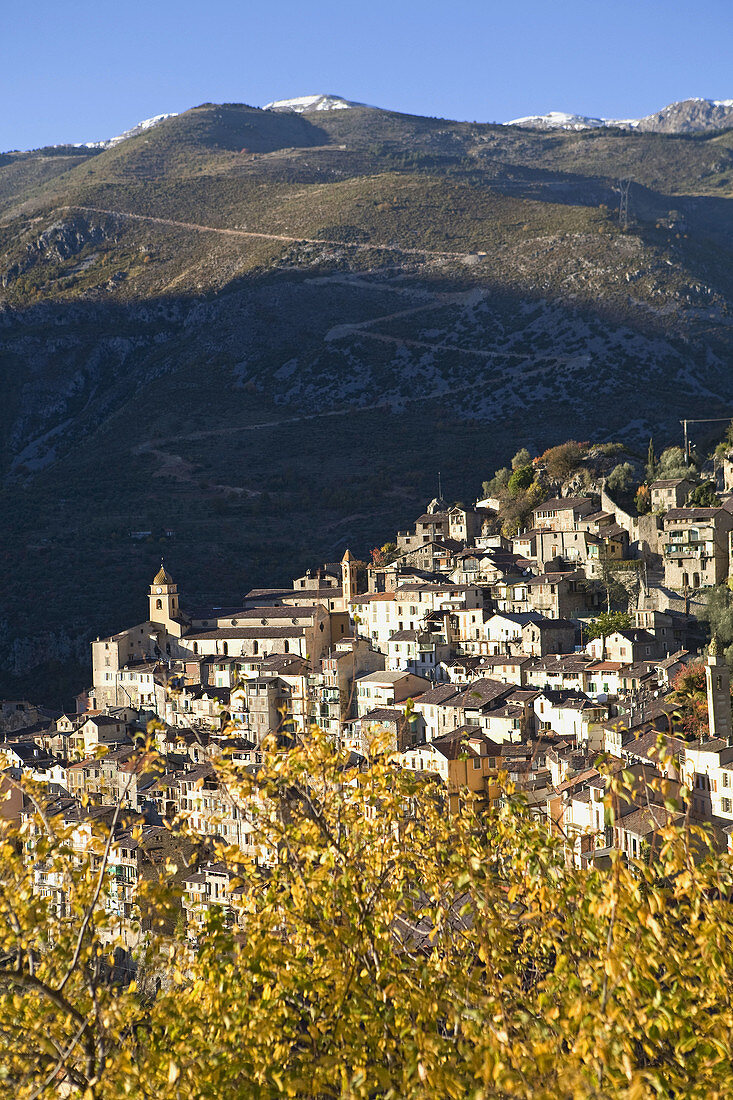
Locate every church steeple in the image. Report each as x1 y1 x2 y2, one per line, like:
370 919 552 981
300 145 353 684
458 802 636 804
705 635 732 743
153 563 174 586
341 549 355 606
149 562 180 625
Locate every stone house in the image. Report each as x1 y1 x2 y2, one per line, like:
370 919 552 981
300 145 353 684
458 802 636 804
681 739 733 821
410 684 462 742
311 637 385 736
347 708 412 757
661 507 733 590
451 546 526 585
351 582 483 655
614 804 685 861
531 497 595 532
586 629 662 665
533 690 606 749
400 728 502 805
386 629 451 679
524 654 594 694
386 540 460 578
71 715 131 758
175 764 268 861
520 617 576 657
525 572 601 619
182 862 246 933
649 477 696 511
230 677 291 743
355 671 431 718
485 611 543 654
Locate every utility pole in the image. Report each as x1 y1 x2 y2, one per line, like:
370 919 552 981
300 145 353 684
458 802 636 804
616 178 631 231
678 416 733 467
682 419 690 465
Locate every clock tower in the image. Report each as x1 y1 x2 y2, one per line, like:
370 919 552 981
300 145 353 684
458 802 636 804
149 563 180 626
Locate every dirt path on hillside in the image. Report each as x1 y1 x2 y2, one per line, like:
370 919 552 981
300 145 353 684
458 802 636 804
62 205 480 261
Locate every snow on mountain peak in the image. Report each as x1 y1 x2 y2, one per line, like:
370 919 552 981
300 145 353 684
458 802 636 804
75 113 178 150
505 110 607 131
505 98 733 132
263 94 370 113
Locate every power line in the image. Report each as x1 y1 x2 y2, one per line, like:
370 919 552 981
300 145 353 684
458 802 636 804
680 416 733 464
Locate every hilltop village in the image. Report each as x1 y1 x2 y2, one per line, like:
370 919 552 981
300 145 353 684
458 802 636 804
5 440 733 935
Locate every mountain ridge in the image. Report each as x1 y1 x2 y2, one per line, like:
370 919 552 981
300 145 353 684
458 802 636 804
8 95 733 157
0 98 732 702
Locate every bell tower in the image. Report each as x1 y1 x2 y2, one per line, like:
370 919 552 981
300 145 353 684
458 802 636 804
149 563 180 626
705 635 732 743
341 549 355 607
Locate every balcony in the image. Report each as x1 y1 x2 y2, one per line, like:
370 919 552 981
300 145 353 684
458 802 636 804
664 544 709 559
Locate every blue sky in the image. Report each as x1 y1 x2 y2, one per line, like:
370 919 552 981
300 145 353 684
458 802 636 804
3 0 732 150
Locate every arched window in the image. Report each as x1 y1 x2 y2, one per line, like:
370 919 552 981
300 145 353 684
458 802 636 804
223 642 229 656
156 598 162 610
284 640 289 653
193 642 198 654
253 641 258 655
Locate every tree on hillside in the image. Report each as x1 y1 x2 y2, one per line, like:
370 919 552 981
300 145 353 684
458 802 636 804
596 558 638 613
646 437 657 482
541 440 584 482
635 484 651 515
605 462 635 495
585 610 632 640
713 419 733 458
657 446 690 480
507 464 533 498
500 480 545 537
481 466 510 498
511 447 532 470
686 481 720 508
669 661 710 738
701 584 733 666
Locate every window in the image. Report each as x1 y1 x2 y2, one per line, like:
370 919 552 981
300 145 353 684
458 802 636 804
472 757 481 770
722 798 732 814
155 599 162 610
724 772 729 787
